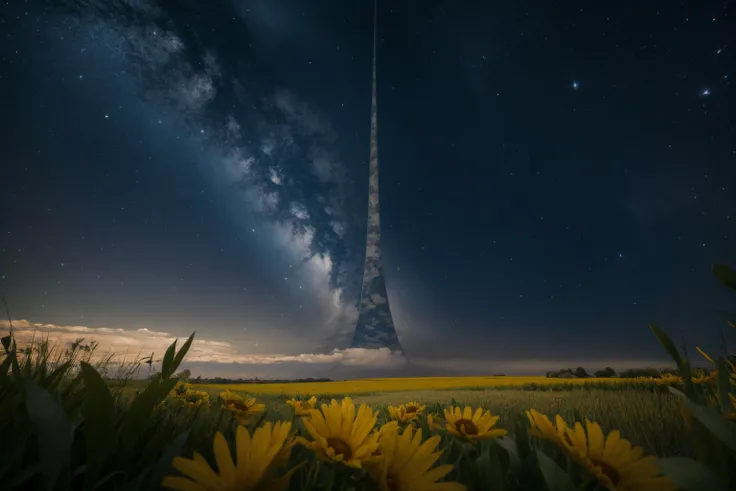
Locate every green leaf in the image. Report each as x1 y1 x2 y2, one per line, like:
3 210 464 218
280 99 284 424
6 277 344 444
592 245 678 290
140 430 190 491
496 437 521 477
119 376 178 451
23 378 73 491
473 441 508 491
715 358 732 415
656 457 728 491
0 353 11 380
514 415 545 490
669 386 736 452
649 324 695 395
0 435 28 481
713 264 736 291
5 463 42 490
170 332 195 379
160 341 177 379
649 323 685 368
1 334 10 352
80 362 117 490
536 450 575 491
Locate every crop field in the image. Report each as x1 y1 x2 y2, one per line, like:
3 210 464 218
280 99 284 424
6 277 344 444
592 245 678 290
191 383 691 459
202 375 634 395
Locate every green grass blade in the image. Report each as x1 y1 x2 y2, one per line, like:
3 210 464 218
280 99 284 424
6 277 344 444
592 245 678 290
649 324 684 367
80 362 117 490
712 264 736 291
715 358 732 415
656 457 728 491
140 430 190 491
170 333 195 378
669 386 736 452
23 378 74 491
161 341 177 379
536 450 575 491
119 377 178 451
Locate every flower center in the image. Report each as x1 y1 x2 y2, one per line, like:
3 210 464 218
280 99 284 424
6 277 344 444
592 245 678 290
592 459 621 486
227 400 250 412
327 438 353 461
386 474 400 491
405 406 418 413
455 419 478 435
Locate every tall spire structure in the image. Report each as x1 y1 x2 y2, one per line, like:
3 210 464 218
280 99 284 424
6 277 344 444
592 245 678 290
349 0 406 357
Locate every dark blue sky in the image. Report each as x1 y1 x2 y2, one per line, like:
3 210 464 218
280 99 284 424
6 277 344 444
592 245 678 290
0 0 734 377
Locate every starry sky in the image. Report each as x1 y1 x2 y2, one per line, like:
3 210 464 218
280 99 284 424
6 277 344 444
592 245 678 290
0 0 734 378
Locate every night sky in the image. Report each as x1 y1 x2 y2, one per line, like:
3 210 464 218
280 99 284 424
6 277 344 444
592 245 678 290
1 0 734 378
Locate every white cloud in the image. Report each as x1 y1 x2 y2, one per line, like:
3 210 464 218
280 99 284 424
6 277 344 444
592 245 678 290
0 320 402 373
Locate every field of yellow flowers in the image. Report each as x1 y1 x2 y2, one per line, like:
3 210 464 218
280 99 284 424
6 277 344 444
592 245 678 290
0 263 734 490
204 375 636 396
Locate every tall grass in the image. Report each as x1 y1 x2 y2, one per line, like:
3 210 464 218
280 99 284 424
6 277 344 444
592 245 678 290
0 262 733 490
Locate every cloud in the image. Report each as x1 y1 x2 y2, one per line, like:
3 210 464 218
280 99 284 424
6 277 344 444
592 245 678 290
1 319 403 375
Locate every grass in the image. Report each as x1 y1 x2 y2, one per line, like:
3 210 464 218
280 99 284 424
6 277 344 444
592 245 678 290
183 386 691 459
3 258 735 490
201 375 638 396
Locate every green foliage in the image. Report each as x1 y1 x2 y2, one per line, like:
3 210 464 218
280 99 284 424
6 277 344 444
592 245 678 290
646 261 736 490
0 259 733 490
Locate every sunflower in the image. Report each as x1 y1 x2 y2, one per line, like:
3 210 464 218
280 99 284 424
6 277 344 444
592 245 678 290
297 397 380 469
404 401 427 415
427 413 444 432
171 381 191 398
162 421 298 491
180 389 211 410
525 409 575 452
220 390 265 425
443 406 507 441
387 405 421 424
367 425 466 491
563 420 676 491
366 421 401 462
286 396 318 417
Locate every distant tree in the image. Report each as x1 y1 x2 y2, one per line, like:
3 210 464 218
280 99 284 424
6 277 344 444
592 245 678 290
573 366 590 378
619 367 661 379
175 369 191 379
594 367 617 378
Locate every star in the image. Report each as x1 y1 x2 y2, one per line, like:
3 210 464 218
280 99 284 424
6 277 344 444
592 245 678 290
571 81 580 90
701 88 711 96
104 114 109 119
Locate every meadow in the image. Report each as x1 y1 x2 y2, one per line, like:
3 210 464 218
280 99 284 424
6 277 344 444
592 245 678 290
0 263 734 490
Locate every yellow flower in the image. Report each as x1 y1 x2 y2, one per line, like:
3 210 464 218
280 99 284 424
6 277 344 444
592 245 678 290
367 425 466 491
427 413 444 432
180 389 210 409
387 405 421 424
171 381 191 398
366 421 401 462
443 406 507 441
220 390 265 425
297 397 380 469
162 421 298 491
404 401 427 415
286 396 317 417
526 409 574 452
563 420 676 491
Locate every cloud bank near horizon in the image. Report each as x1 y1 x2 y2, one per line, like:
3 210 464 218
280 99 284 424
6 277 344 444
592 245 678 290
0 319 676 379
